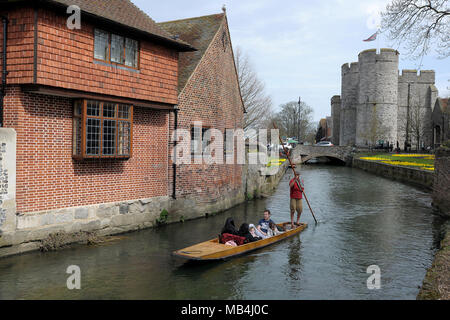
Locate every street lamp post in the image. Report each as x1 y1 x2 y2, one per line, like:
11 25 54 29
298 96 301 143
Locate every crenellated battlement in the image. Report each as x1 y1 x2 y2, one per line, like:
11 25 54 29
358 48 399 63
341 62 359 74
398 69 435 83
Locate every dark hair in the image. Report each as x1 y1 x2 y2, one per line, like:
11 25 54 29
238 223 250 237
221 217 238 235
264 209 271 215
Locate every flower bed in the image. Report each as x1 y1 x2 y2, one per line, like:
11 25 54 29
266 158 286 167
358 153 434 171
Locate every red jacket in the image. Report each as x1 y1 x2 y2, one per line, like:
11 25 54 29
290 178 304 199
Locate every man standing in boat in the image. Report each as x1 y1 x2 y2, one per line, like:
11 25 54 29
289 167 304 228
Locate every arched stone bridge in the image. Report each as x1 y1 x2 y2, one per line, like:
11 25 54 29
291 145 354 165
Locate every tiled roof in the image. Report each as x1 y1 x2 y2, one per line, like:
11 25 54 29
158 13 225 92
42 0 195 51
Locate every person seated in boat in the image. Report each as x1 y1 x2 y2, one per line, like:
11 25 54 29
220 217 246 245
257 210 276 238
249 224 265 240
267 221 284 237
221 217 238 235
238 223 262 243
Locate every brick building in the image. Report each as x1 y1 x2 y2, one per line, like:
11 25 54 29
0 0 244 255
159 11 245 211
315 118 331 142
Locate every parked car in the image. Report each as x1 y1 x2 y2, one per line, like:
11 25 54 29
315 141 334 147
279 143 293 151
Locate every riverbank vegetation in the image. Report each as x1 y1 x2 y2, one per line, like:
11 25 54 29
418 223 450 300
356 153 435 171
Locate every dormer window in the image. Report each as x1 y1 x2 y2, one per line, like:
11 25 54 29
94 28 139 69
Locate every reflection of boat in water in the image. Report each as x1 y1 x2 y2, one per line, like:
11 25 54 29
173 222 307 261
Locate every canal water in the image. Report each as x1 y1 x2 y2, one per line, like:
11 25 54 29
0 165 445 300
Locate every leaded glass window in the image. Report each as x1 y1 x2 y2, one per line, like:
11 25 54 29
73 100 133 159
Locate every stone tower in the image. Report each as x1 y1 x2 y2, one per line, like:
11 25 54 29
340 62 359 146
331 95 341 145
356 49 399 147
332 49 437 149
397 70 436 148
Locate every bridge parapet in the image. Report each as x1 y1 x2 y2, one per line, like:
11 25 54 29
291 145 354 165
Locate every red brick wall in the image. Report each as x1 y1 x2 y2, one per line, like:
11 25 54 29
0 7 35 84
4 86 169 213
1 6 178 105
174 18 244 203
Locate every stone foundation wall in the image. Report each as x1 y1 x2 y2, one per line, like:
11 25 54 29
352 158 434 189
243 159 288 200
432 148 450 218
0 196 170 257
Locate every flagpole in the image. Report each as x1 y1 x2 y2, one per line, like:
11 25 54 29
377 27 380 53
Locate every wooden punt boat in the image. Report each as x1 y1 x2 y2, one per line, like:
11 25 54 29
173 222 307 261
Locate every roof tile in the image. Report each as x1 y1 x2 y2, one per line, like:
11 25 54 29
45 0 194 50
158 13 225 92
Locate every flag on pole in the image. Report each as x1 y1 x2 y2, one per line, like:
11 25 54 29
363 31 378 42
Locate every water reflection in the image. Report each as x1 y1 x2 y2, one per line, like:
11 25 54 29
0 165 445 300
286 237 303 281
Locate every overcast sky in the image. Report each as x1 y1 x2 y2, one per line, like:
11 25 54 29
134 0 450 122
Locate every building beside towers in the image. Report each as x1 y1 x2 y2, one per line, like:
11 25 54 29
0 1 245 255
330 48 446 149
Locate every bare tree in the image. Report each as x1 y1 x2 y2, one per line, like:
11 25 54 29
381 0 450 60
399 102 432 150
304 128 317 145
273 101 314 142
409 103 432 149
235 47 273 133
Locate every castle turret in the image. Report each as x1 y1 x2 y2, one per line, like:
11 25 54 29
340 62 359 146
356 49 399 147
331 95 341 145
